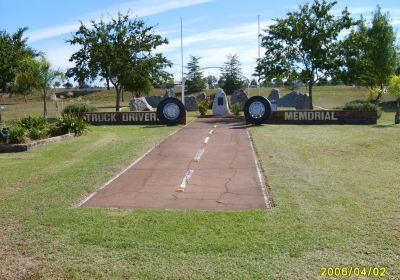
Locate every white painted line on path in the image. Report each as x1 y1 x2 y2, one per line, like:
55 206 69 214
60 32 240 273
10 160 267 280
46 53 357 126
246 130 272 209
176 169 194 192
204 137 210 144
193 148 205 162
209 129 214 135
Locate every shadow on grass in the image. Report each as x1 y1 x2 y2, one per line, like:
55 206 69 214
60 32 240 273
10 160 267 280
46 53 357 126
379 101 398 113
96 106 117 109
373 123 398 128
56 89 102 99
142 125 167 129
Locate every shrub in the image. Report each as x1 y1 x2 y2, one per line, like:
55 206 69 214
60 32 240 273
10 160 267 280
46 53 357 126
197 98 211 116
7 125 28 144
62 103 97 115
28 127 49 140
231 103 242 116
208 94 216 109
15 116 50 140
16 116 48 130
342 101 383 119
55 115 89 136
366 87 385 102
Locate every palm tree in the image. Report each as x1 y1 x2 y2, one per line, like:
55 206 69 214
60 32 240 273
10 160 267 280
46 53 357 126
37 56 64 117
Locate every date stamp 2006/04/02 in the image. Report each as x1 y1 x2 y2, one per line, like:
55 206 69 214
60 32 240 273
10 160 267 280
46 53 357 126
320 267 386 277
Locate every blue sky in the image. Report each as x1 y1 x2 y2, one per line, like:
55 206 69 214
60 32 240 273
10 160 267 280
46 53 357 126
1 0 399 83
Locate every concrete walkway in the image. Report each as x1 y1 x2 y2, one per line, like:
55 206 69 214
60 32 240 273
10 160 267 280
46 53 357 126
82 117 270 210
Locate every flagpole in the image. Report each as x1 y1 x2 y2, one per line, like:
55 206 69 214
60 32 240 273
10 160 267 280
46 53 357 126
180 17 185 105
258 14 261 95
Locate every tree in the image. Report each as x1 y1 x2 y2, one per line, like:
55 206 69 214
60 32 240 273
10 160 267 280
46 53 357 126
339 18 369 86
387 75 400 124
274 78 284 87
185 55 206 93
125 68 153 97
218 54 245 95
207 75 218 89
341 7 397 100
53 81 61 89
13 57 40 103
67 13 171 111
36 56 64 118
367 7 397 97
256 0 353 109
64 82 73 89
250 78 258 88
0 28 37 92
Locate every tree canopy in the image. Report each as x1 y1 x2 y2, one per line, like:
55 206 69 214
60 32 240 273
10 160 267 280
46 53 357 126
0 28 37 92
206 75 218 89
256 0 354 108
218 54 245 95
13 56 41 102
67 13 171 111
185 55 206 93
340 6 397 99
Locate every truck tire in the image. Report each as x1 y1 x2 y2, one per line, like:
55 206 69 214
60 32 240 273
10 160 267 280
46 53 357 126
244 96 272 125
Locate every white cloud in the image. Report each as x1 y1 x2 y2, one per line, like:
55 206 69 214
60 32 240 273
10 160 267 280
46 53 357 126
347 6 375 15
392 19 400 26
28 23 81 43
43 19 270 80
84 0 213 18
159 20 273 53
44 45 79 71
27 0 214 43
156 20 273 79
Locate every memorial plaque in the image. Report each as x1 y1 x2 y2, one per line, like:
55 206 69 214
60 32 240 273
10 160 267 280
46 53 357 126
264 110 377 125
82 112 160 125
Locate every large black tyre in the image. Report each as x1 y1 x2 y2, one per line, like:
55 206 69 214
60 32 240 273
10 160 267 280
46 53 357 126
157 97 186 126
244 96 272 125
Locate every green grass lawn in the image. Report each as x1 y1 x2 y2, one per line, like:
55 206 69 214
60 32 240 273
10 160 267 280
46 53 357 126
249 117 400 279
0 88 399 279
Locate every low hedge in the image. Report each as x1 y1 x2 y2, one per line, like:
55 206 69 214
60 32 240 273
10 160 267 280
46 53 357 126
340 101 383 119
62 103 97 115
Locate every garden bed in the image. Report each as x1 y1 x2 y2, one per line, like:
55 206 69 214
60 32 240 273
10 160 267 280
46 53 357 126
0 133 74 153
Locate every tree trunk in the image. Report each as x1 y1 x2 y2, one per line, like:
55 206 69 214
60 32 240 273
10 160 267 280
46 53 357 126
121 87 124 102
308 80 314 109
43 90 48 118
395 99 400 124
115 87 121 112
375 84 384 102
106 77 110 91
24 93 27 103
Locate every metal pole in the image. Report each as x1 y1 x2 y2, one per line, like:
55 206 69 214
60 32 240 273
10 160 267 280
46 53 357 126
258 15 261 95
258 15 261 61
180 17 185 105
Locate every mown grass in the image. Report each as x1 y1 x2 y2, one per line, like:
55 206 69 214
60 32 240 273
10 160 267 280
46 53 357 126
0 88 399 279
1 113 398 279
0 125 179 279
251 117 399 278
